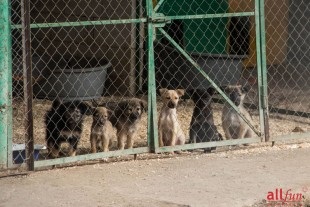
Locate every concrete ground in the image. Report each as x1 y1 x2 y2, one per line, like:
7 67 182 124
0 142 310 207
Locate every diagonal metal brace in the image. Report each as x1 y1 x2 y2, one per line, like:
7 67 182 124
158 27 261 137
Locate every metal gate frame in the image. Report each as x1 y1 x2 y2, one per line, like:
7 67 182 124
0 0 269 170
146 0 269 153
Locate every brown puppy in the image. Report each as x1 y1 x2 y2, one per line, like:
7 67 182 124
221 85 255 140
109 98 147 150
90 107 114 153
158 88 185 148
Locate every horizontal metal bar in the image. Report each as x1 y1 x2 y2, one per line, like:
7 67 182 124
166 12 254 20
11 12 254 29
270 132 310 142
155 138 261 153
34 147 149 168
11 18 147 29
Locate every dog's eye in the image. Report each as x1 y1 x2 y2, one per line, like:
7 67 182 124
136 107 141 111
174 97 178 100
166 97 170 100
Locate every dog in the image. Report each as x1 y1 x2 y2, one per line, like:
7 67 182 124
108 98 147 150
158 88 185 149
45 99 95 158
221 85 255 140
189 88 223 153
90 107 114 153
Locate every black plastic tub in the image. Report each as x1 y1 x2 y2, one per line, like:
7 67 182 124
34 57 111 101
152 41 247 92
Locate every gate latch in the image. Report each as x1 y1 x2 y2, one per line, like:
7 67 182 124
151 13 171 27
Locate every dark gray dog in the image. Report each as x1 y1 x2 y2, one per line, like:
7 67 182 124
189 88 222 153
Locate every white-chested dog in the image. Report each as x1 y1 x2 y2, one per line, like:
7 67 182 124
221 85 255 140
158 88 185 149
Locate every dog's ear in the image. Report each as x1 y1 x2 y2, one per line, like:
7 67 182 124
52 98 62 109
107 109 113 118
117 101 128 110
206 87 216 96
188 88 199 102
176 89 185 97
159 88 168 96
114 101 128 118
242 85 251 93
188 88 195 96
78 101 95 115
91 99 100 107
93 108 100 117
220 85 228 92
140 99 147 112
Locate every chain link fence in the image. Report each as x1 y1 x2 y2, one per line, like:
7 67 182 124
263 0 310 140
3 0 309 170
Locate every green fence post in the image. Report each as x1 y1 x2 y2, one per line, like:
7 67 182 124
258 0 270 142
255 0 269 142
146 0 159 152
0 0 12 169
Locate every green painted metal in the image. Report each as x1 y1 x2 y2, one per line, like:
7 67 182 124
5 0 304 171
254 0 265 141
146 0 159 152
162 12 254 20
11 18 147 29
271 132 310 142
6 4 13 168
154 0 165 12
258 0 270 142
10 13 254 30
34 147 149 168
159 0 229 54
158 27 261 137
156 137 261 153
255 0 269 142
0 0 11 169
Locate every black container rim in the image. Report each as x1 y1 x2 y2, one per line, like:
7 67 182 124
154 40 248 60
53 61 112 74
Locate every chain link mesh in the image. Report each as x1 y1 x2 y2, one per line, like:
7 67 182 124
264 0 310 138
9 0 309 167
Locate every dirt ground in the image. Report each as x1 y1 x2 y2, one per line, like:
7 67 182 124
1 141 310 207
12 97 310 158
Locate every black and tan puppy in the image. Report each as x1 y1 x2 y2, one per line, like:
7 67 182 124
45 99 95 158
189 88 223 153
90 107 114 153
158 88 185 148
109 98 147 150
221 85 255 140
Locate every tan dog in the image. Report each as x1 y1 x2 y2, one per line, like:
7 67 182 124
90 107 114 153
158 88 186 148
221 85 255 140
109 98 147 150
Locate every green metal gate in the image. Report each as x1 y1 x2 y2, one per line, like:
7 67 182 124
146 0 268 153
3 0 309 171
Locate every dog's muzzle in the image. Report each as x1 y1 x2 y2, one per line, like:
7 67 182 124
230 94 241 106
129 113 139 121
167 101 176 109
